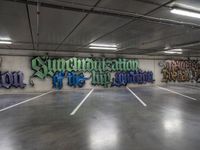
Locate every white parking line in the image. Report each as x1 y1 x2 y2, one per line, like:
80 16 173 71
157 86 197 101
126 87 147 107
0 90 54 113
70 88 94 116
0 92 41 95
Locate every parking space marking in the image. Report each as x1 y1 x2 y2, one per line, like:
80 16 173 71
126 87 147 107
70 89 94 116
0 90 54 113
157 86 197 101
0 93 40 95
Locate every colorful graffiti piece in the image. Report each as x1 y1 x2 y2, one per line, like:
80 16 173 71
0 71 26 89
91 71 111 87
160 60 200 83
111 70 154 87
67 72 89 88
31 56 155 88
52 72 65 89
31 56 139 79
52 72 89 89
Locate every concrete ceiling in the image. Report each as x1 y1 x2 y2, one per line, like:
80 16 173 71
0 0 200 57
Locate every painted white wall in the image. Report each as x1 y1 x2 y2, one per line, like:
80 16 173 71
0 55 164 93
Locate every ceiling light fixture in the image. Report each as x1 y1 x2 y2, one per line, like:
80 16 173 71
170 8 200 19
0 37 11 41
89 46 117 50
0 41 12 44
170 48 183 52
164 51 182 54
164 48 183 54
90 43 117 48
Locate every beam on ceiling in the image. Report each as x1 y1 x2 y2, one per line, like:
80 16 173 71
0 48 199 58
4 0 200 30
123 29 200 54
75 0 180 50
55 0 102 50
36 0 40 50
76 0 178 50
25 1 35 49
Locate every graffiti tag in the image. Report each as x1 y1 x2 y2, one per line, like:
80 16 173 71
160 60 200 83
111 70 154 87
0 71 26 89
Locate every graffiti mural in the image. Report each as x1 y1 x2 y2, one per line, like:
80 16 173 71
0 71 26 89
52 72 65 89
91 71 111 87
160 60 200 83
31 57 139 79
31 56 154 89
111 70 154 87
52 71 89 89
67 72 89 88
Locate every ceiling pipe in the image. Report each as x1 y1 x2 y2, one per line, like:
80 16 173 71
174 41 200 48
36 0 40 50
25 2 35 49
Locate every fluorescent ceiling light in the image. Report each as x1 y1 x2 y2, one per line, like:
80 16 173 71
164 48 183 54
164 51 182 54
0 37 11 41
90 43 117 48
0 41 12 44
89 46 117 50
170 48 182 52
171 8 200 19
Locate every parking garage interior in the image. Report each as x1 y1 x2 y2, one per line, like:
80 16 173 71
0 0 200 150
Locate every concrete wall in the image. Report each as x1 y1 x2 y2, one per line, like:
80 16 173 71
0 55 164 93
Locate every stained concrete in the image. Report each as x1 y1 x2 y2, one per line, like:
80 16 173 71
0 86 200 150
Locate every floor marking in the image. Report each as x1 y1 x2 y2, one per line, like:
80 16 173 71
55 89 90 92
157 86 197 101
70 89 94 116
126 87 147 107
0 92 41 95
0 90 54 113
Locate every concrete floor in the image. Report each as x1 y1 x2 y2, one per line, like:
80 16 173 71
0 85 200 150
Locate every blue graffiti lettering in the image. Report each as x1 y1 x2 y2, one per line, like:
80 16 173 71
52 72 89 89
0 71 26 89
52 72 65 89
111 70 154 87
67 72 89 88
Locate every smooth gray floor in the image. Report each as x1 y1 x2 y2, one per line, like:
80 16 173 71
0 93 39 109
0 86 199 150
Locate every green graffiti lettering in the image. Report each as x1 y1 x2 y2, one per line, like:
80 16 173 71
52 59 57 73
127 60 132 71
122 59 127 71
105 60 112 71
56 59 65 72
77 59 82 71
32 57 47 79
91 71 97 85
118 59 123 71
73 57 78 71
102 58 106 72
91 71 111 87
47 59 54 76
86 58 93 71
134 60 139 70
31 57 140 79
